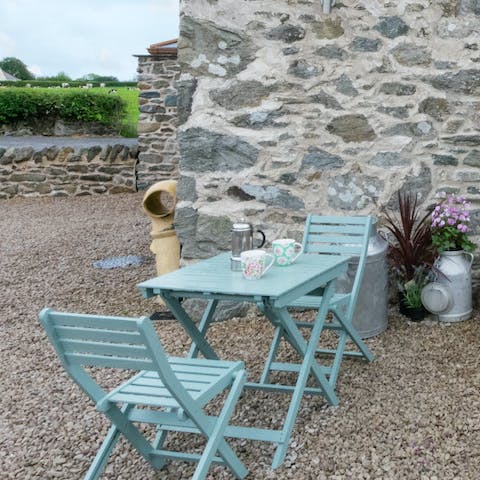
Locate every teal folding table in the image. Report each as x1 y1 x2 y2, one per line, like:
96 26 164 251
138 252 348 468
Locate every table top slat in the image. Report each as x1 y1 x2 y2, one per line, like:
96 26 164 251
138 253 348 300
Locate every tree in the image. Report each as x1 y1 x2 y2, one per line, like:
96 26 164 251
79 73 119 82
37 72 72 82
0 57 34 80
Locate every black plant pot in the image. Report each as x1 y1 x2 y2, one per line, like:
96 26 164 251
398 292 409 316
405 306 426 322
398 293 426 321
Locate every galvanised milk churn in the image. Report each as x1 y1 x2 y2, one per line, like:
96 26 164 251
231 221 265 271
421 251 474 322
336 218 388 338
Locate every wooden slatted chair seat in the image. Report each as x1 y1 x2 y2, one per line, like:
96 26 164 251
101 358 242 409
40 308 248 480
288 292 350 309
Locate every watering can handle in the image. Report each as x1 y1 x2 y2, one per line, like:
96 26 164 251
465 252 474 267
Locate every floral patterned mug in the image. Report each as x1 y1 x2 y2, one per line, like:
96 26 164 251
240 249 274 280
272 238 303 266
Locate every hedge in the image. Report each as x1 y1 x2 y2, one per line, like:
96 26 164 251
0 88 127 126
0 80 137 88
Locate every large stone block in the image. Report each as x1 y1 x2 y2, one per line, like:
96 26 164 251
418 97 451 121
311 18 344 39
425 69 480 95
391 43 432 66
176 175 198 202
265 24 305 43
231 110 287 129
309 90 343 110
314 44 348 60
209 80 273 110
288 59 321 78
387 166 432 208
301 147 345 169
9 172 46 182
379 82 416 95
350 37 381 52
326 115 376 142
464 150 480 166
457 0 480 15
328 172 384 210
374 16 409 38
176 78 197 125
178 128 259 172
239 184 305 209
382 121 434 137
180 16 255 77
371 152 410 167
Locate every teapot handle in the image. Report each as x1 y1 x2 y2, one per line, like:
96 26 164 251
256 229 266 248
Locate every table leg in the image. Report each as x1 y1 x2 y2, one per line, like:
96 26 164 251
188 299 218 359
161 292 219 360
263 279 338 468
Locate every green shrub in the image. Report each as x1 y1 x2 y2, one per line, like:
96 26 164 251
0 88 126 128
0 80 137 88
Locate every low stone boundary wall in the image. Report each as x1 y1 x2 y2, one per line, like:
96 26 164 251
0 138 138 199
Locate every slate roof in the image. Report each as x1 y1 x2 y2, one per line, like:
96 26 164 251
147 38 178 56
0 68 19 81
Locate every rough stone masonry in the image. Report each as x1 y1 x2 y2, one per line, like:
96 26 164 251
174 0 480 296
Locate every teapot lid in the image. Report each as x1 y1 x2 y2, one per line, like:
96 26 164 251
232 220 252 231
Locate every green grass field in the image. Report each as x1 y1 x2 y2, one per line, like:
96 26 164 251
92 87 139 138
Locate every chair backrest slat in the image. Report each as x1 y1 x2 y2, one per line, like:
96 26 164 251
48 311 139 331
61 338 149 358
306 233 365 245
306 223 367 235
308 215 368 224
64 353 154 370
54 325 145 344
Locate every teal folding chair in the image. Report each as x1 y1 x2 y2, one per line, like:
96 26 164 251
39 308 247 480
260 215 374 390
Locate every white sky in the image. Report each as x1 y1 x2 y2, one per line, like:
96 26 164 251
0 0 179 80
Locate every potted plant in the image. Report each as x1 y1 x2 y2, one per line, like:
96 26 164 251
424 192 477 322
383 191 437 320
431 192 476 253
400 266 432 321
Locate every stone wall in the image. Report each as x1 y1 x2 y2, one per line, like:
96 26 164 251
136 54 181 190
175 0 480 296
0 143 137 199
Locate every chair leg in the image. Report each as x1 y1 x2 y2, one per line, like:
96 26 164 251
331 308 374 362
84 404 133 480
193 371 248 480
84 424 122 480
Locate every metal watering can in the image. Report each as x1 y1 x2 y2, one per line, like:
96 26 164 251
231 220 265 271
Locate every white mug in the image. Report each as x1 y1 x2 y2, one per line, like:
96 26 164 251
240 249 274 280
272 238 303 266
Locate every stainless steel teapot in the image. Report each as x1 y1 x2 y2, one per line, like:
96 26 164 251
231 220 266 271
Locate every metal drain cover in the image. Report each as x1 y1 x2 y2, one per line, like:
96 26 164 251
93 255 150 269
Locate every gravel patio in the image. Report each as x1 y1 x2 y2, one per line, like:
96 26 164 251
1 192 480 479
